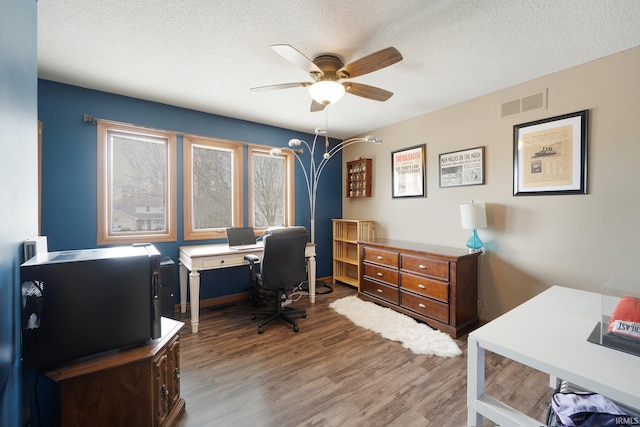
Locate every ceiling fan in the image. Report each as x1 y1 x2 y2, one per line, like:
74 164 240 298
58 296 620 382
251 44 403 112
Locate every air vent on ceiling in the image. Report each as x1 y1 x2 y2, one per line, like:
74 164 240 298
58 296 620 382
501 89 547 118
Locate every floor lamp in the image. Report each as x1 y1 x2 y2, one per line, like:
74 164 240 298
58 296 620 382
270 128 382 292
270 128 382 244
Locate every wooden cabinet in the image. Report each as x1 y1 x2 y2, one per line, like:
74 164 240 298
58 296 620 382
359 239 480 338
45 318 185 427
332 219 375 290
346 158 372 198
153 332 182 426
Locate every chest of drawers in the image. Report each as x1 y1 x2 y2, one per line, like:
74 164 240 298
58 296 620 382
359 239 480 338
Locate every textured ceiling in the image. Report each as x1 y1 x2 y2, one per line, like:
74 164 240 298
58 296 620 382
37 0 640 139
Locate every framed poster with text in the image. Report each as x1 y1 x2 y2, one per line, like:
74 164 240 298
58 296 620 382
392 144 426 198
439 146 485 188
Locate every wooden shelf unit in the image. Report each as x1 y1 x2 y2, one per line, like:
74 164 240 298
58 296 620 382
346 158 372 198
332 219 375 290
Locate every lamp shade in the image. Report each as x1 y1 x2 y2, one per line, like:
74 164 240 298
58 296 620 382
460 202 487 230
308 80 345 105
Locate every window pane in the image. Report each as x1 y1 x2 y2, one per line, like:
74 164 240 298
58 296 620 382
183 135 242 241
252 153 285 227
110 132 167 233
192 145 234 230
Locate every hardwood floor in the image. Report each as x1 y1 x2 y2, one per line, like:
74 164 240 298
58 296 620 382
174 284 551 427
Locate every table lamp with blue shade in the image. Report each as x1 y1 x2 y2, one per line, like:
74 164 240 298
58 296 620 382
460 201 487 252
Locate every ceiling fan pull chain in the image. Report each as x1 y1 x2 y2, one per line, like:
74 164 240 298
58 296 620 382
324 108 330 156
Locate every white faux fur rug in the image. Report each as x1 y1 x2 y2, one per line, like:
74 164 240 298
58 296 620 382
329 295 462 358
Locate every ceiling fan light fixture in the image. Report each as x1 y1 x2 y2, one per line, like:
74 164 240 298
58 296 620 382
308 80 345 105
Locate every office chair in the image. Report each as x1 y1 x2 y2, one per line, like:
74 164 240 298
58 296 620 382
244 226 309 334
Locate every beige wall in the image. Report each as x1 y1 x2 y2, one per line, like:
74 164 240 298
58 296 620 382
342 45 640 321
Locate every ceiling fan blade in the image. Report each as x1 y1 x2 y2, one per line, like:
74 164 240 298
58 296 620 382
337 47 403 79
272 44 323 76
250 82 311 92
344 82 393 102
310 100 326 112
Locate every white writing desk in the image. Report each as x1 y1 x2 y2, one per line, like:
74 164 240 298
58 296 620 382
178 242 316 333
467 285 640 426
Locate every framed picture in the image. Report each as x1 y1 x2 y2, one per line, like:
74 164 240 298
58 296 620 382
513 110 588 196
392 144 426 198
439 146 485 188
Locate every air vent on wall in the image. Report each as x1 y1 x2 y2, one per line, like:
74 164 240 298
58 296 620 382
501 89 547 118
501 99 521 117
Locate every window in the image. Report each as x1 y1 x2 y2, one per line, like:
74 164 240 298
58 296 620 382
183 135 243 240
248 145 295 230
97 121 177 245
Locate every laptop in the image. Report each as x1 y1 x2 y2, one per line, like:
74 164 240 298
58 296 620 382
226 227 263 251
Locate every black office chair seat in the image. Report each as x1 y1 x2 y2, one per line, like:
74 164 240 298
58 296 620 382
244 226 309 334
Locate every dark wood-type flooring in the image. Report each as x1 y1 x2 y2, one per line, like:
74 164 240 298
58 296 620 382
174 284 551 427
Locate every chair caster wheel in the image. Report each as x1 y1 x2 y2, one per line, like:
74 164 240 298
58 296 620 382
301 313 307 318
293 324 299 332
251 314 256 320
258 327 264 334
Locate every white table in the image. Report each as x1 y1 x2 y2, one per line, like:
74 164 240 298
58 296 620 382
178 242 316 333
467 285 640 427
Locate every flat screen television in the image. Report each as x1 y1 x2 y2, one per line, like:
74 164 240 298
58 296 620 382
20 244 162 372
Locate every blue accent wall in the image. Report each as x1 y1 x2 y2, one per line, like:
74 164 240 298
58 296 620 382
38 80 342 301
1 1 38 425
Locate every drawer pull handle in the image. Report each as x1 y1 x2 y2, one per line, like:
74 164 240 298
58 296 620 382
160 384 168 399
418 284 426 289
418 264 427 269
377 255 384 260
418 303 426 309
377 272 383 277
377 289 383 293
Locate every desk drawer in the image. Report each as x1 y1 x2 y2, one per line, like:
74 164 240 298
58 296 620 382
201 253 260 269
400 291 449 323
400 254 449 280
363 263 398 286
400 272 448 303
361 279 399 305
362 247 399 269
